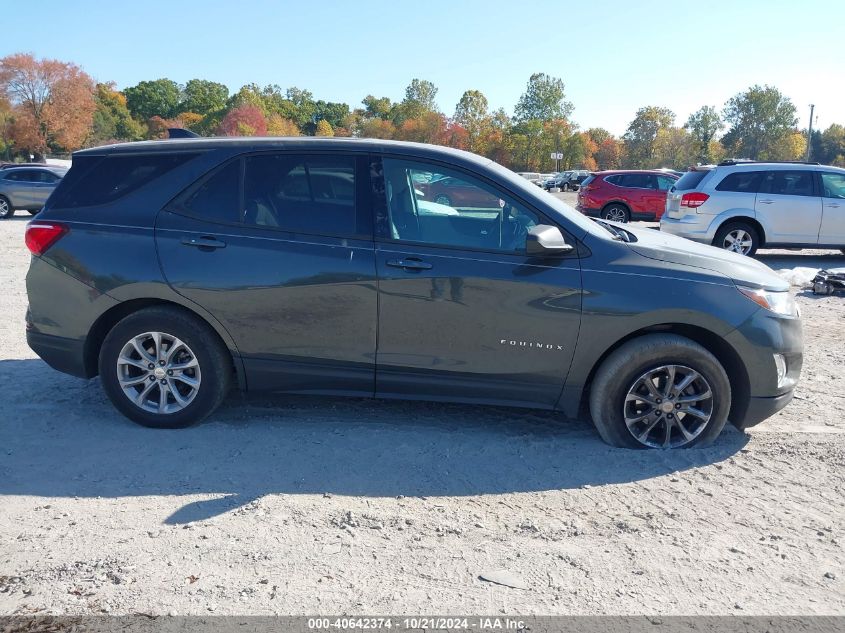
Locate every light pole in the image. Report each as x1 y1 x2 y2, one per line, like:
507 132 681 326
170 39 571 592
806 104 815 162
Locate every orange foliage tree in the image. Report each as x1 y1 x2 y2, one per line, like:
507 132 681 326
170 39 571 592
217 105 268 136
0 53 96 157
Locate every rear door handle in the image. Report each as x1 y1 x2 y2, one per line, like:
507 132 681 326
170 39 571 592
758 199 775 204
386 258 432 271
825 203 842 208
181 236 227 249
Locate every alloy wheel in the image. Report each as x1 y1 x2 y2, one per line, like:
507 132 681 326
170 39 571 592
116 331 202 414
623 364 713 448
605 207 628 222
723 229 753 255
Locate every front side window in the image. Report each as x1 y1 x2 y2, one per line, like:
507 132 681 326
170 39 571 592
761 170 815 197
242 154 356 235
821 172 845 199
381 158 541 253
716 171 764 193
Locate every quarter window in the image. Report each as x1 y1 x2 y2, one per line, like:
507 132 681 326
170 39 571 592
715 171 764 193
242 154 356 235
821 172 845 199
381 158 541 253
761 170 815 197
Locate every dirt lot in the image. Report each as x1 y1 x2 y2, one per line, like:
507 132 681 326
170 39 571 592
1 202 843 616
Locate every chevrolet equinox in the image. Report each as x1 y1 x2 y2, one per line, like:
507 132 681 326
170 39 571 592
25 137 803 448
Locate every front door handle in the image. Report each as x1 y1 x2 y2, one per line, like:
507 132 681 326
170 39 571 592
758 199 775 205
386 258 432 271
825 203 842 208
181 236 227 250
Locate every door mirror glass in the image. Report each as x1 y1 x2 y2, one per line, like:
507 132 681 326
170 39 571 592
526 224 574 256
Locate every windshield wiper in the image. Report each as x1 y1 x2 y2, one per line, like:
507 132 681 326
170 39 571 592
593 218 631 242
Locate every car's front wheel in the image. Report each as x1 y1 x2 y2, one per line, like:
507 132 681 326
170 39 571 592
589 334 731 449
0 195 14 219
601 204 630 223
99 306 233 429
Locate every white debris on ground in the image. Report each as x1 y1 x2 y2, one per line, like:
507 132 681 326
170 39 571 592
776 266 820 287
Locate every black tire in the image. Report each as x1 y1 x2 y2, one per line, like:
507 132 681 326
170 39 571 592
98 306 233 429
434 194 452 206
589 334 731 449
713 221 759 256
601 203 630 223
0 195 13 219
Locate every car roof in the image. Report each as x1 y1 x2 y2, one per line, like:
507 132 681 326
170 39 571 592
594 169 678 176
715 161 845 173
1 165 66 174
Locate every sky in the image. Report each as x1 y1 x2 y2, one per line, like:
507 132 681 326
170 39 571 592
4 0 844 134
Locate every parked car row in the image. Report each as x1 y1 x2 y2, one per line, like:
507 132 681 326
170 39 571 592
576 170 679 222
544 170 591 191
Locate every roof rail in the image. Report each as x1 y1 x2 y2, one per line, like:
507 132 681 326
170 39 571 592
718 159 821 166
167 128 200 139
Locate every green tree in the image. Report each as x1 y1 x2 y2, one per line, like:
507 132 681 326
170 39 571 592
585 127 613 145
362 95 394 120
181 79 229 117
313 101 350 129
622 106 675 168
514 73 573 123
685 106 723 163
454 89 490 154
720 85 797 159
123 78 182 120
395 78 438 123
90 83 143 144
820 124 845 165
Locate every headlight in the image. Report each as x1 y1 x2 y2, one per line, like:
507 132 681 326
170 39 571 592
737 286 797 316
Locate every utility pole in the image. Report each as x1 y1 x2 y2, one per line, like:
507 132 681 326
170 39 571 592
806 104 815 162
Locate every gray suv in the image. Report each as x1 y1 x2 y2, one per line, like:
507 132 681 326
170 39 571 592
0 166 66 218
661 160 845 256
24 137 802 449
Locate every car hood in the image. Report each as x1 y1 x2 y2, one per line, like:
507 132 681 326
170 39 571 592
622 224 788 291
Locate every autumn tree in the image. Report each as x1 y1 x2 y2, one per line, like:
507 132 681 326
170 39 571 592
721 85 797 159
454 89 491 154
90 82 143 145
124 78 182 120
267 113 300 136
181 79 229 117
315 119 334 137
217 104 267 136
622 106 675 168
594 137 623 170
685 106 723 164
0 53 96 157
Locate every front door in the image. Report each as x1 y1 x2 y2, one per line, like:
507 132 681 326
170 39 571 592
155 152 377 394
757 170 823 244
372 157 582 408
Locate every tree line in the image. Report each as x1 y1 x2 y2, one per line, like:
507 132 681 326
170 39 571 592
1 52 843 172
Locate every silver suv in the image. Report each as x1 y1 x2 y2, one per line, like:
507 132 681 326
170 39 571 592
0 166 67 218
660 161 845 256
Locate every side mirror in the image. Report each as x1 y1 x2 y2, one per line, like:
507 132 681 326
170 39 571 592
526 224 574 256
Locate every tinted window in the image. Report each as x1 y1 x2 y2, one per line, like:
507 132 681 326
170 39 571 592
821 172 845 199
761 170 814 197
174 159 241 223
674 170 710 191
242 154 356 236
382 158 541 253
580 175 595 187
616 173 653 188
715 171 764 193
50 153 199 209
4 170 37 182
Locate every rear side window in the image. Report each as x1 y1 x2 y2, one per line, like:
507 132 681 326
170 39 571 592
614 173 652 188
49 153 199 209
715 171 764 193
673 170 711 191
580 175 595 187
761 170 814 197
173 159 241 224
242 154 356 236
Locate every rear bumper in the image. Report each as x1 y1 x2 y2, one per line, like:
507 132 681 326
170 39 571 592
26 329 90 379
659 215 716 243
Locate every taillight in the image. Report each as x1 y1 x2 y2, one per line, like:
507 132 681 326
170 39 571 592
25 222 68 255
680 192 709 208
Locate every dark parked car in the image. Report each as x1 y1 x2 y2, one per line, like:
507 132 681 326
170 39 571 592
25 137 802 449
576 170 679 222
0 166 67 218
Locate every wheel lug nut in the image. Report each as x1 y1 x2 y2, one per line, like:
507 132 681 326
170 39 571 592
667 413 674 419
675 403 681 409
160 379 167 385
159 360 166 366
148 376 155 381
167 370 173 376
656 399 662 404
148 363 154 370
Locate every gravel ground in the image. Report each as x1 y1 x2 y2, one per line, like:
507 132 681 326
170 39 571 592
1 202 843 616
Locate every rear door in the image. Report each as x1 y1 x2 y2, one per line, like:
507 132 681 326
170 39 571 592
155 152 378 394
372 156 582 408
819 171 845 245
757 170 822 244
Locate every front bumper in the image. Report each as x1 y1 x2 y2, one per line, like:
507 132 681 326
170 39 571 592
737 390 795 429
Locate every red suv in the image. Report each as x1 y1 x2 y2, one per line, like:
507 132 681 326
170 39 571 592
576 170 679 222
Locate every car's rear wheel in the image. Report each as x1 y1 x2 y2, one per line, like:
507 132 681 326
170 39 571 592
0 196 13 219
601 204 630 223
589 334 731 449
714 222 759 256
99 306 232 429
